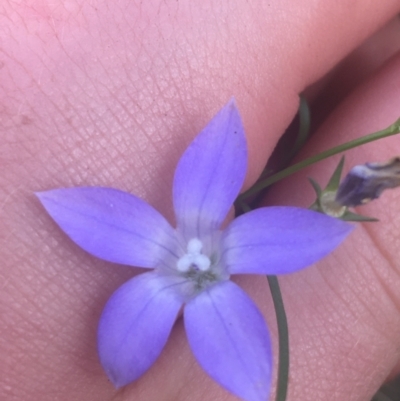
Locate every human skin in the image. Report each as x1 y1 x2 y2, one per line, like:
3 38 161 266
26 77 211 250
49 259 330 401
1 1 400 400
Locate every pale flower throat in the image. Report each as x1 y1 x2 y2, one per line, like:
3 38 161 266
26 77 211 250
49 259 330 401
174 235 228 295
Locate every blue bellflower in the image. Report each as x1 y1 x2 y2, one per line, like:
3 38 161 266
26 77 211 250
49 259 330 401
37 101 352 401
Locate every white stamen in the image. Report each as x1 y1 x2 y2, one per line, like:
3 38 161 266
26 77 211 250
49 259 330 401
176 238 211 272
176 254 192 272
187 238 203 253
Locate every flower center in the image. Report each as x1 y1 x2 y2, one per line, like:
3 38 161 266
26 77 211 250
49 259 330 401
176 238 211 272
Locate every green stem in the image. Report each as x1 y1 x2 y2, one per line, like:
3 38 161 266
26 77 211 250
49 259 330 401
238 118 400 202
267 275 289 401
291 96 311 157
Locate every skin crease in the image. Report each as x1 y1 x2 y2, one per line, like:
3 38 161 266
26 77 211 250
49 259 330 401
305 16 400 128
1 1 400 401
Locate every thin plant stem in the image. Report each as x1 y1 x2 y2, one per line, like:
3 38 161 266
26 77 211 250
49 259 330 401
236 208 290 401
291 96 311 158
267 275 289 401
238 118 400 203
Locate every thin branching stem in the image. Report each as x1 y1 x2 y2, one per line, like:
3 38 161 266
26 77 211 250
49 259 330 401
267 275 289 401
238 118 400 203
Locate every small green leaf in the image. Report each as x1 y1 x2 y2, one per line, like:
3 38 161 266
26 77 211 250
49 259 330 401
326 156 345 192
341 211 379 222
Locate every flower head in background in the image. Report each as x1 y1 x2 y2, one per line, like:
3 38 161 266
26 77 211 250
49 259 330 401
37 100 352 401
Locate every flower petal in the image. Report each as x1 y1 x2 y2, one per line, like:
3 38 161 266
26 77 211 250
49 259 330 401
36 187 177 267
223 206 353 274
98 272 184 388
184 281 272 401
173 100 247 238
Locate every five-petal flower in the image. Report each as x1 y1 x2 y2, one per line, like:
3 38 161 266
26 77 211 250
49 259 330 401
37 100 352 401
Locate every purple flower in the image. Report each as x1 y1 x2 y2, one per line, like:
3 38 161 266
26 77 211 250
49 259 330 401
37 100 352 401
